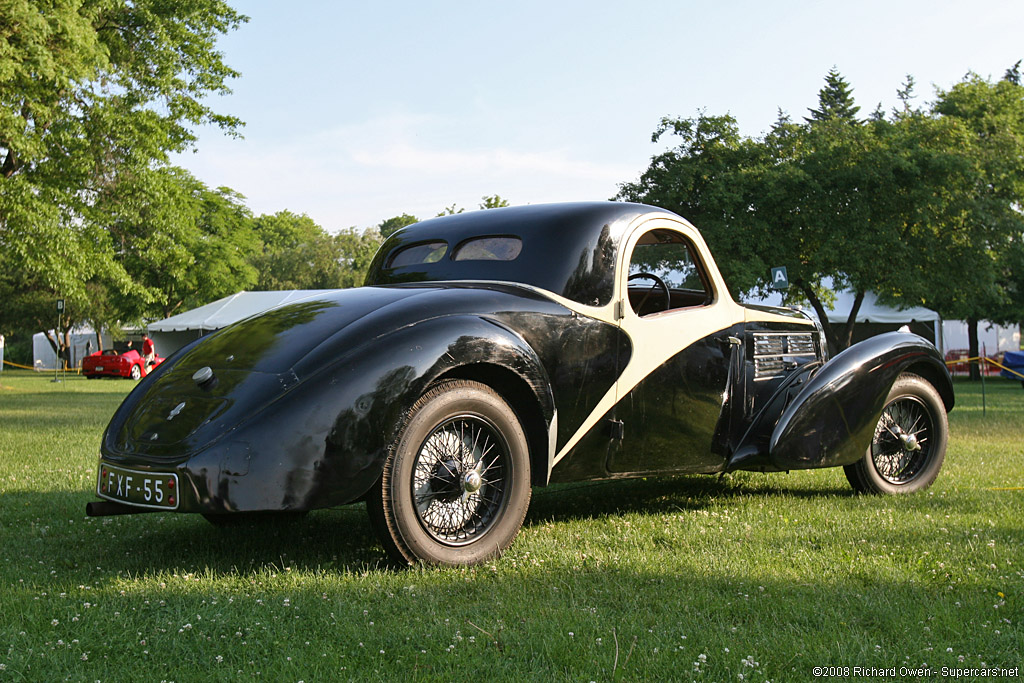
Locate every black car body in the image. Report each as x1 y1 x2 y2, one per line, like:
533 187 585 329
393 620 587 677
89 202 954 565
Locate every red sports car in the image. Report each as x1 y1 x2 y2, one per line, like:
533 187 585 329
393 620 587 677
83 349 163 380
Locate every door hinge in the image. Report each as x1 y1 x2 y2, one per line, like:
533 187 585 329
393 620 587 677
614 300 626 321
606 418 625 441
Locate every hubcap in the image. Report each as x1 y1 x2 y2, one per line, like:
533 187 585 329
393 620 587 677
463 469 482 494
899 432 921 452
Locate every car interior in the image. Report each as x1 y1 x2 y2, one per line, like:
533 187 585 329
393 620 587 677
627 229 712 316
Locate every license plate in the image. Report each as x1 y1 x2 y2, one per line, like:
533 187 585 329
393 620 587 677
97 462 179 510
95 366 104 371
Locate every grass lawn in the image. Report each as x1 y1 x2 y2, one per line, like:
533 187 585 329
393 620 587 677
0 369 1020 681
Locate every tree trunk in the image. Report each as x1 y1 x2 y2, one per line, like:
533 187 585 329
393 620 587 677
967 317 980 381
841 290 866 350
799 283 840 356
43 331 62 368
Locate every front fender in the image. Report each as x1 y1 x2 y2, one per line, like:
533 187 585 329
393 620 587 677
768 332 953 471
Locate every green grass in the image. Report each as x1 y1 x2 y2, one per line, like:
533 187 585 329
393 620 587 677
0 370 1021 681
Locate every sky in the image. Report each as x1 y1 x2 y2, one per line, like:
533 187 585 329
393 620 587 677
173 0 1024 232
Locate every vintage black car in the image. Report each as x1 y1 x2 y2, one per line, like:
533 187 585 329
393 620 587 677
88 202 953 566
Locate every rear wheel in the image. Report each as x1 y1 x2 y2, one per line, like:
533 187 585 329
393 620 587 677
844 374 948 494
367 379 531 566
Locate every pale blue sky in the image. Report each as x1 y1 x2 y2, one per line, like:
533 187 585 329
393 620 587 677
174 0 1024 231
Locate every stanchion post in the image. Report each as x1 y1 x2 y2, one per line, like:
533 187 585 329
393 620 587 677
981 343 987 417
53 299 64 384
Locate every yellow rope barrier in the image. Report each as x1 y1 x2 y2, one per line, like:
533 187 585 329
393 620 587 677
2 359 40 370
2 359 81 374
944 355 1024 380
981 357 1024 380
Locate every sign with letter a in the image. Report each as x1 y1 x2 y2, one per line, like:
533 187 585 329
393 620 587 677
771 267 789 290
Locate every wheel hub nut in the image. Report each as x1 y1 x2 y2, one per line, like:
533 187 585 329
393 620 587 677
463 470 482 494
899 433 921 452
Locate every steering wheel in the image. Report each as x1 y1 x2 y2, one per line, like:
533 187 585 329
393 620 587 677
628 272 671 314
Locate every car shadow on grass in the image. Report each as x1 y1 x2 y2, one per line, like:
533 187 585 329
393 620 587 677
9 474 853 576
526 472 855 525
5 472 970 580
4 489 388 577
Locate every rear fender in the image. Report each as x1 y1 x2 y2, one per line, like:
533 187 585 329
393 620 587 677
279 314 555 509
768 332 953 471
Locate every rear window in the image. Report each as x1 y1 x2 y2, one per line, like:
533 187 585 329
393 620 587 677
386 241 448 268
452 236 522 262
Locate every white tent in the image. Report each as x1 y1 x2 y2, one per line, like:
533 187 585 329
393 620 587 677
147 290 337 357
941 320 1020 353
32 328 112 370
748 288 942 350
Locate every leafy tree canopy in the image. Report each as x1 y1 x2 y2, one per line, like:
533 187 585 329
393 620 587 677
806 67 861 123
378 213 418 239
619 68 1024 354
0 0 247 355
479 194 510 209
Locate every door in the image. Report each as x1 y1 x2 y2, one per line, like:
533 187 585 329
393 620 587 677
606 223 741 475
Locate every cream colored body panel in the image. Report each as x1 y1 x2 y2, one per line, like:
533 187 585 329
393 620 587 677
551 214 752 466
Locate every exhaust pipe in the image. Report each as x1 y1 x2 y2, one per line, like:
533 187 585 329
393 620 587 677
85 501 160 517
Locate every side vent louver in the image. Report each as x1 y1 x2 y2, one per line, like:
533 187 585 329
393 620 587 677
752 332 817 381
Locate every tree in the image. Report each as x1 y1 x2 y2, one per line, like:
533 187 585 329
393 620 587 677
618 70 995 354
0 0 246 354
618 107 898 353
95 166 258 321
916 72 1024 377
253 211 345 290
806 68 861 123
334 228 382 288
378 213 418 239
436 204 465 217
479 194 510 210
618 113 766 294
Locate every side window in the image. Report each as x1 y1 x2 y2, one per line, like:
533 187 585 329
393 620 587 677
452 236 522 262
627 229 710 316
386 241 448 268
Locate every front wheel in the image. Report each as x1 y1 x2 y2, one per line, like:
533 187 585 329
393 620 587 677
130 364 141 380
367 379 531 566
844 373 948 494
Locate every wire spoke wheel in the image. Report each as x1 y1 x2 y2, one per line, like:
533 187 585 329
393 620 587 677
367 379 531 566
870 397 933 484
412 415 510 544
845 373 948 495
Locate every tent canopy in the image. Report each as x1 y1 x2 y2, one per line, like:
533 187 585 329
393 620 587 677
748 286 939 324
146 290 338 357
147 290 336 333
816 290 939 324
747 285 942 350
